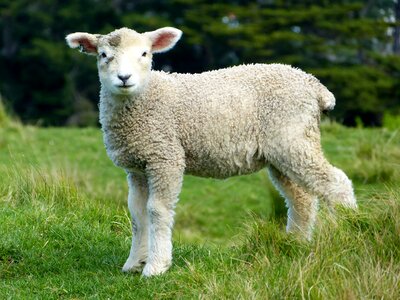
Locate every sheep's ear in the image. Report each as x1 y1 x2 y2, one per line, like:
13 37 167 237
144 27 182 54
65 32 100 55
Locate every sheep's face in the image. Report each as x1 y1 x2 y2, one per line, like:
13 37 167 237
66 27 182 96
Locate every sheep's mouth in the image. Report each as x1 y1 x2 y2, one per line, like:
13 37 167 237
117 84 135 89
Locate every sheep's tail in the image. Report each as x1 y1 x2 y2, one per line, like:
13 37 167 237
313 81 336 111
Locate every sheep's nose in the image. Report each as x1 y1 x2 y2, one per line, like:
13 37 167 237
118 74 131 84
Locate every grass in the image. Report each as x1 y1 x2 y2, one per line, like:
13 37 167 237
0 98 10 127
0 119 399 299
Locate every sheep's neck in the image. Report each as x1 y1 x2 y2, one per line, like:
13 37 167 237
99 87 144 128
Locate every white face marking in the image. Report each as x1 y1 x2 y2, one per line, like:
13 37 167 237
97 42 152 96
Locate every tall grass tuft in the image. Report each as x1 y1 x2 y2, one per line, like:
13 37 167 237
383 113 400 130
349 129 399 184
0 96 9 127
1 167 80 208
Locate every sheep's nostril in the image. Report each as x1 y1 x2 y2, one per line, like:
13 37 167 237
118 74 131 84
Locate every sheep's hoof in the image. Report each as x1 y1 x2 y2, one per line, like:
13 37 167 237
122 259 146 273
141 261 171 277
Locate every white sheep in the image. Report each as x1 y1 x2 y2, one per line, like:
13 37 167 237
66 27 357 277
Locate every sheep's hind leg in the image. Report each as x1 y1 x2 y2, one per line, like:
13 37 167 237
142 164 184 277
122 172 149 273
293 157 357 210
271 138 357 210
268 165 318 240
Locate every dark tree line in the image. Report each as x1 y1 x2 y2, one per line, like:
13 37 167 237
1 0 399 126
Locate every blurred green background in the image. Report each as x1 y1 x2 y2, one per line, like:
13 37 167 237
1 0 400 127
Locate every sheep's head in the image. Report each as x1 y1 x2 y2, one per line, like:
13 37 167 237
66 27 182 95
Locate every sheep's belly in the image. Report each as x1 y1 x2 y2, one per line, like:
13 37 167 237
184 149 267 179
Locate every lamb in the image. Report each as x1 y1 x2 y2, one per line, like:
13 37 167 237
65 27 357 277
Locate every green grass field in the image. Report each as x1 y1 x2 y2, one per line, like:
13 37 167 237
0 118 399 299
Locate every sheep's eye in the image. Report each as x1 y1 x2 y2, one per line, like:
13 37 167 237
142 51 147 57
100 52 107 59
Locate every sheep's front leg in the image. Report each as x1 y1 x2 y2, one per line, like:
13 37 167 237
142 164 184 277
122 172 149 273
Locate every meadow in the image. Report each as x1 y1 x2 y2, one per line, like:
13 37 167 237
0 109 399 298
